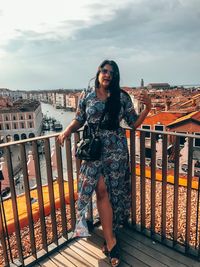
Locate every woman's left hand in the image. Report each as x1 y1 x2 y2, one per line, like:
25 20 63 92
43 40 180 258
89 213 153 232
138 90 152 111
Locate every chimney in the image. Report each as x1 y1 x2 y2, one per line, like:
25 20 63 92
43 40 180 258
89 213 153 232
151 107 156 115
141 78 144 88
165 98 171 111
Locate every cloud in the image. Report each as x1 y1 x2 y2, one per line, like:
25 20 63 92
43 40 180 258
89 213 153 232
75 0 200 52
0 0 200 89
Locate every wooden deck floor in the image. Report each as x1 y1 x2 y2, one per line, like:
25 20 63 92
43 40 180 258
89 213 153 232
34 227 199 267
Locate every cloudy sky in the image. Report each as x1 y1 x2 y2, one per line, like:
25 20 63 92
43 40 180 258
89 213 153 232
0 0 200 90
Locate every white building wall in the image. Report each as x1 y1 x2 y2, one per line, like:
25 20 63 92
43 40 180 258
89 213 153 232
55 93 65 108
0 104 43 141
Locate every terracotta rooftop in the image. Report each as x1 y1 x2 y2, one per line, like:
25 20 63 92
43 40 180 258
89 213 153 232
167 111 200 127
143 111 184 126
1 99 40 113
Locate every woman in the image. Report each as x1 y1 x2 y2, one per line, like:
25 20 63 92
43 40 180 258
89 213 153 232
58 60 151 267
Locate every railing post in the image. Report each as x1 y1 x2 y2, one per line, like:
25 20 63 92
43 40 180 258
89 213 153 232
0 184 10 266
150 132 156 236
55 138 68 239
185 137 193 253
5 146 24 265
173 136 180 246
32 141 48 251
44 139 58 245
161 134 168 241
65 138 76 230
130 129 136 226
140 131 146 231
20 143 37 258
74 132 81 186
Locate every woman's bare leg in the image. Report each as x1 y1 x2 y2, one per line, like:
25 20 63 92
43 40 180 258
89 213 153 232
95 176 116 251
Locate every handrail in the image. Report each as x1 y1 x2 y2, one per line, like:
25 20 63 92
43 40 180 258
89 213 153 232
0 128 200 266
1 127 199 149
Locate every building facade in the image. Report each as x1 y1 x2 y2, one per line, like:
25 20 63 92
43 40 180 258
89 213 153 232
0 99 43 142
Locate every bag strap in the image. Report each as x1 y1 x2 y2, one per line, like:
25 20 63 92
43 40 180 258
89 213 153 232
82 87 107 137
96 108 106 133
83 106 106 139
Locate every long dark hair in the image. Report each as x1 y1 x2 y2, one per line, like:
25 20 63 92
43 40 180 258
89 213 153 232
95 60 121 126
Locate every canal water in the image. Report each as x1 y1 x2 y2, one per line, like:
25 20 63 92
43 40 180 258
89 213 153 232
41 102 75 133
39 103 76 181
15 103 76 195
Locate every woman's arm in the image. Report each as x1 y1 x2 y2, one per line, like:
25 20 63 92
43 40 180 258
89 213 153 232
58 90 87 146
134 90 152 129
57 119 82 146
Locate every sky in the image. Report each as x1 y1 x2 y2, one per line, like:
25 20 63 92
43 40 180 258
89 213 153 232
0 0 200 90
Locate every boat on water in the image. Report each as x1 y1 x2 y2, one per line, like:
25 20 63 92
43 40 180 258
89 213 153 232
42 122 50 131
52 121 63 131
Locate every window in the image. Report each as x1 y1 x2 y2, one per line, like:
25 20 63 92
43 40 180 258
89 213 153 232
155 124 164 140
177 132 186 145
13 115 16 120
14 123 17 129
6 124 10 130
21 122 25 129
142 125 151 138
194 133 200 147
20 116 23 120
28 115 32 119
0 124 2 130
5 116 9 121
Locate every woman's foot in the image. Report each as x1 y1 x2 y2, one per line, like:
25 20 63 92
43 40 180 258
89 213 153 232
108 241 121 267
102 240 109 255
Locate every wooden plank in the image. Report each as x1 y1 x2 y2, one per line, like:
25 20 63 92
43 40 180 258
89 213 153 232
36 226 200 267
82 234 110 264
39 256 58 267
77 238 110 266
94 226 192 267
48 251 76 266
90 232 146 267
119 232 177 267
60 245 93 267
92 228 147 267
69 238 108 266
122 228 200 267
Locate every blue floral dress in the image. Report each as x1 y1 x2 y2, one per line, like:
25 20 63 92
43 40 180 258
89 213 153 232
73 87 138 237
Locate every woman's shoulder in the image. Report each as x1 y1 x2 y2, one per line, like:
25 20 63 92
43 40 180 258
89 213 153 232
80 87 95 99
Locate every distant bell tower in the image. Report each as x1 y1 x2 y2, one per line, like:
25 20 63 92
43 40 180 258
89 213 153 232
141 78 144 88
139 78 144 112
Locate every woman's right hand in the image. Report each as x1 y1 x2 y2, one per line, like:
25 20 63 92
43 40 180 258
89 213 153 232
57 128 71 146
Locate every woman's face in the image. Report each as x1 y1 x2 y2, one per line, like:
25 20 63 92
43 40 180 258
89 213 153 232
98 64 114 89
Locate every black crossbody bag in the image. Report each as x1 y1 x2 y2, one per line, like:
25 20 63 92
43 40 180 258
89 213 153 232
75 110 106 161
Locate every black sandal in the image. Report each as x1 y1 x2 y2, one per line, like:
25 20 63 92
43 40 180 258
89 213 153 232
109 242 121 267
102 240 109 255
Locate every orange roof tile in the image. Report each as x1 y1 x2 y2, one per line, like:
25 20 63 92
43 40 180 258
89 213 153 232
143 111 183 126
167 111 200 127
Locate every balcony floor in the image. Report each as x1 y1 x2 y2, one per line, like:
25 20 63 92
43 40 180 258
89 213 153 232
33 226 199 267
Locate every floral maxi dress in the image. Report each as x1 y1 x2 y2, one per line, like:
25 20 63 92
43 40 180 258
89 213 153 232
73 87 139 237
